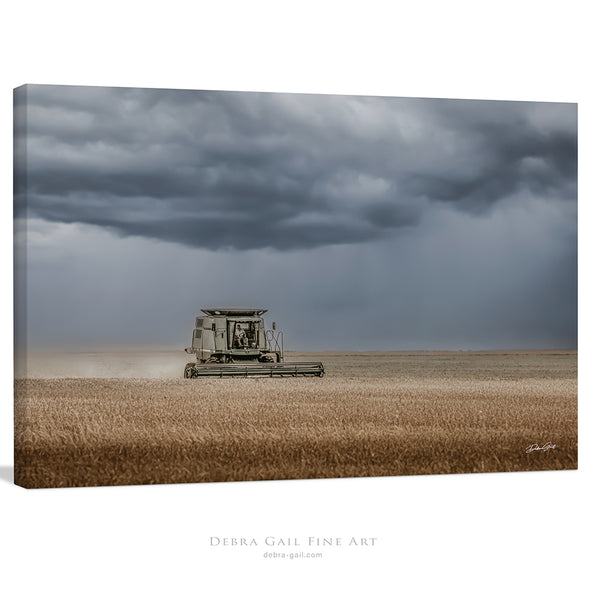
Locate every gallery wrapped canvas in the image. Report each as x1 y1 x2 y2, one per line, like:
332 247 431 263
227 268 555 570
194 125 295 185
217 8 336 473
13 85 577 488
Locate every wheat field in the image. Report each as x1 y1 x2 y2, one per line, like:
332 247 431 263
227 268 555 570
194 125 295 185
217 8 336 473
14 350 577 488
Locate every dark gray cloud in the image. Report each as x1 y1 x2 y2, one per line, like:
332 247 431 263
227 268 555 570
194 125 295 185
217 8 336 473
15 85 576 251
14 85 577 351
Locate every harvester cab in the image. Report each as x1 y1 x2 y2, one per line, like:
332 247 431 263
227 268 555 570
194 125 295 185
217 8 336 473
184 308 324 378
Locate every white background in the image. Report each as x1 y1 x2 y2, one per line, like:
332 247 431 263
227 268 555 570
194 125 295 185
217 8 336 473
1 2 597 598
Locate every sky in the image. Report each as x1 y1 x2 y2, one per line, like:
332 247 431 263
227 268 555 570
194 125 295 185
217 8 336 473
14 85 577 351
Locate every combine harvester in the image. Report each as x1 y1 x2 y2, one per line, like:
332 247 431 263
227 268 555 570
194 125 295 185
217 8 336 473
184 308 324 378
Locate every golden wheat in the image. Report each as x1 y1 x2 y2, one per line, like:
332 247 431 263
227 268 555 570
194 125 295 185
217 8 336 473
14 351 577 488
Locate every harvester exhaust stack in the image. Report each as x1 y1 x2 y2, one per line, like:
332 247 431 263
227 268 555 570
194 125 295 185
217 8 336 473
183 308 324 378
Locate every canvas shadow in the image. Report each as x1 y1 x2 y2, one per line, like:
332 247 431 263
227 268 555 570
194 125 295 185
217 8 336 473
0 466 14 484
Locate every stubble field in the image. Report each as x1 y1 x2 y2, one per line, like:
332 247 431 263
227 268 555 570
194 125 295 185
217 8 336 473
14 350 577 488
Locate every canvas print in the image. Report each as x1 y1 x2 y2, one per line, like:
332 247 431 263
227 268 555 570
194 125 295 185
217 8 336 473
13 85 577 488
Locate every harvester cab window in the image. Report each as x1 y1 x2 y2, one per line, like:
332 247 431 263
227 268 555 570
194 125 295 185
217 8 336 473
230 321 258 349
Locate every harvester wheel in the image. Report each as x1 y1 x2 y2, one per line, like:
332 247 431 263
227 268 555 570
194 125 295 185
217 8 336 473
259 354 275 363
184 362 196 378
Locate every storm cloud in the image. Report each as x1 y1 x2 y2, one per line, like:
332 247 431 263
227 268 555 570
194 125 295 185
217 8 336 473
15 86 576 251
14 85 577 351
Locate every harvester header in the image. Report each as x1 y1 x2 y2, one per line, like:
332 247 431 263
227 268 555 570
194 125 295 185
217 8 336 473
184 308 324 378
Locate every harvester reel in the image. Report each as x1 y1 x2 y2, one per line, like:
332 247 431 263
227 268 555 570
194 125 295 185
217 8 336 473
184 362 195 378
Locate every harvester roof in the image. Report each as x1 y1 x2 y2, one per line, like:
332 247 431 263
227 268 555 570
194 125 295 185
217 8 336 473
200 308 268 317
